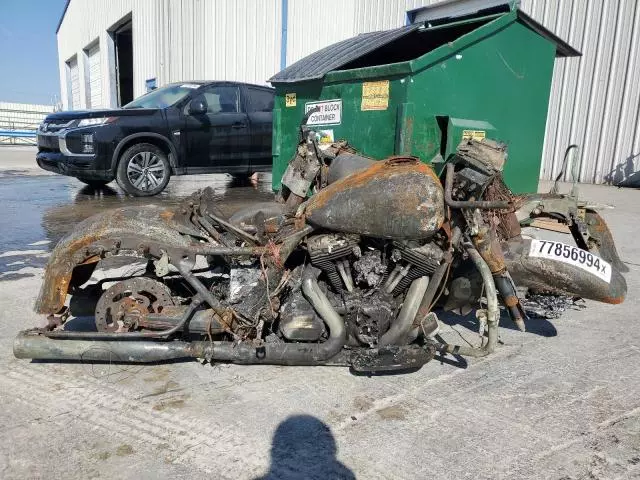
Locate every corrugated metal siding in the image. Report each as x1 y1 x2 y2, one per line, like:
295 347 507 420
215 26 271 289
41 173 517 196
190 0 281 86
285 0 429 66
521 0 640 185
59 0 425 105
57 0 281 110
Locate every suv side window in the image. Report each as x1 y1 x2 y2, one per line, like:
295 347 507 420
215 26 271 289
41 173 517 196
201 85 241 113
247 88 274 112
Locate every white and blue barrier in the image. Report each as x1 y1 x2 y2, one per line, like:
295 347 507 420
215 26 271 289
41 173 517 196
0 129 37 137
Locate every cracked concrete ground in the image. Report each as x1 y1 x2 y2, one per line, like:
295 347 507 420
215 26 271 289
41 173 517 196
0 154 638 479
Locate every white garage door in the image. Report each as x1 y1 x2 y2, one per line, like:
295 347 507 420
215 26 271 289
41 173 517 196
69 58 80 110
87 44 102 109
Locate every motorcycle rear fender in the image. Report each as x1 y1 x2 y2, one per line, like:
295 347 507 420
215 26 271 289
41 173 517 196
503 238 627 304
515 193 628 273
580 209 628 272
35 205 192 315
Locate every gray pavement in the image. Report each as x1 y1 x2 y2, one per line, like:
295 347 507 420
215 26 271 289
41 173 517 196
0 146 51 177
0 158 638 479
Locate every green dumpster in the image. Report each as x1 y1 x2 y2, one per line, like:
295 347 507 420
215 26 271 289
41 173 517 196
268 4 579 194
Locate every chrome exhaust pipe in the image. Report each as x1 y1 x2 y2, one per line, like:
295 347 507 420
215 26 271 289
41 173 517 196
13 331 204 363
14 265 349 365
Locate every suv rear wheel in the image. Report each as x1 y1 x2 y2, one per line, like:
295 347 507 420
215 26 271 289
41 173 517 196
116 143 171 196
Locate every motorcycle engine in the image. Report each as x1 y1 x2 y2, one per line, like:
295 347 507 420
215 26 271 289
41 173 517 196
276 233 444 345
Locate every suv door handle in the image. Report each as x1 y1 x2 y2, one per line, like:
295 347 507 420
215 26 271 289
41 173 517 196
232 122 247 129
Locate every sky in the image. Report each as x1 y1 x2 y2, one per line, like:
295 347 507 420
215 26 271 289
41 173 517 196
0 0 68 105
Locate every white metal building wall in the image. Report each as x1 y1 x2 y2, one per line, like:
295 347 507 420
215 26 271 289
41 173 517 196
285 0 428 65
520 0 640 185
57 0 640 185
57 0 422 106
86 43 102 108
57 0 281 110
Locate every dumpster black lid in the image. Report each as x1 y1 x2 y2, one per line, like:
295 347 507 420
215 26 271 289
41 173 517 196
270 7 579 85
516 10 580 57
269 24 421 84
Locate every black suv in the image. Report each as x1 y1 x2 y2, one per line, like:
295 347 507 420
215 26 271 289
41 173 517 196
37 81 274 196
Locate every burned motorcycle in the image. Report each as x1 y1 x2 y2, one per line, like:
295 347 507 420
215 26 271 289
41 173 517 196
14 120 627 372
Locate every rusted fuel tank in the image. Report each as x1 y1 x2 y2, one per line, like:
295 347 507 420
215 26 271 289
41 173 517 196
305 157 445 239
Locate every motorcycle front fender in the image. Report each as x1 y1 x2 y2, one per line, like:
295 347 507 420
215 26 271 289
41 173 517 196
34 205 193 315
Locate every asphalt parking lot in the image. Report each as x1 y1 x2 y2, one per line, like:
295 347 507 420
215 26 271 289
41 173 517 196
0 146 639 479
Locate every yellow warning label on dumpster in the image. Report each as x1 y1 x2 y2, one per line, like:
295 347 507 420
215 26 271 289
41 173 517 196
462 130 486 141
361 80 389 111
285 93 296 107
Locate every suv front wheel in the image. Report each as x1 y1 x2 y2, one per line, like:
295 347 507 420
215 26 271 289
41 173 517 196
116 143 171 196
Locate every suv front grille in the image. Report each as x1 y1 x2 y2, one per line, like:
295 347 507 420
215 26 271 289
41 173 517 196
37 134 59 151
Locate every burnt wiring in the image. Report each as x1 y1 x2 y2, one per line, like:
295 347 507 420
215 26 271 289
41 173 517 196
259 253 276 319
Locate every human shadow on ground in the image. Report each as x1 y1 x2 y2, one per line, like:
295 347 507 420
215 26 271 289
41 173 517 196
255 414 356 480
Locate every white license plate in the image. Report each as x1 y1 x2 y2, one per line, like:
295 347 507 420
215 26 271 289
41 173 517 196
529 239 612 283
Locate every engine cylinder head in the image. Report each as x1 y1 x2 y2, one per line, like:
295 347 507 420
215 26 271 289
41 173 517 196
307 233 360 291
390 242 444 296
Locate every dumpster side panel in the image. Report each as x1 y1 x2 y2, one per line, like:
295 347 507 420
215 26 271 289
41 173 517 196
271 77 409 191
409 21 556 193
272 81 321 190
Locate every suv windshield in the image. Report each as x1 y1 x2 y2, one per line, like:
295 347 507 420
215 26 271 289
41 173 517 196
123 83 201 109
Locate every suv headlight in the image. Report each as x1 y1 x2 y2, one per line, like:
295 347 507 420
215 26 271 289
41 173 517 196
77 117 117 127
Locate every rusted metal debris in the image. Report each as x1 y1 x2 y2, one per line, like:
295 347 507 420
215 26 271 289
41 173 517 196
522 294 586 319
17 136 628 370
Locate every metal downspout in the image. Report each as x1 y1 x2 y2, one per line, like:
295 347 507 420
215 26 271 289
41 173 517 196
280 0 288 70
